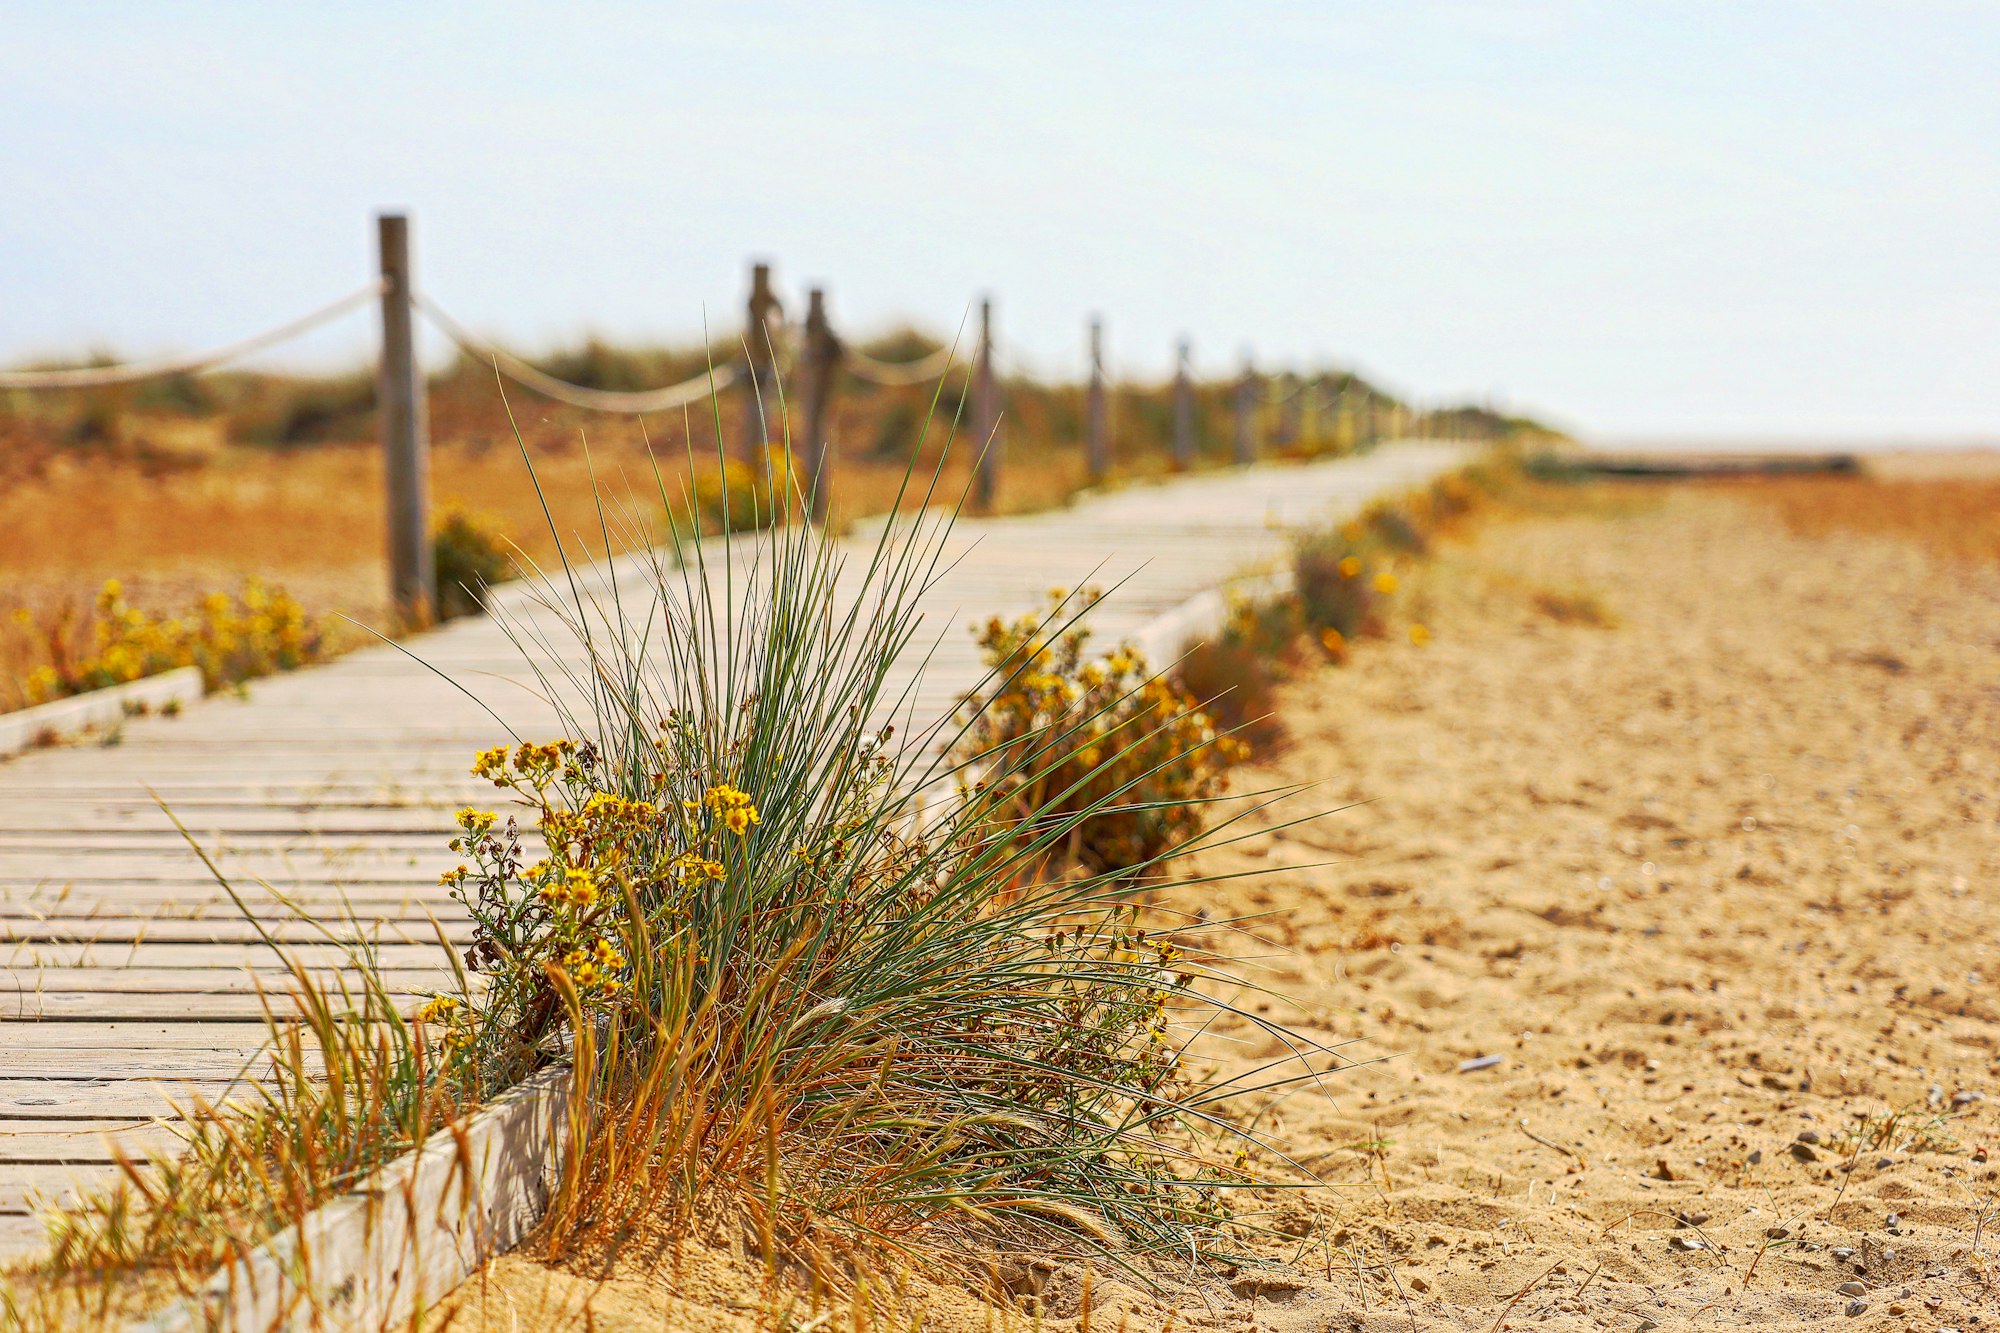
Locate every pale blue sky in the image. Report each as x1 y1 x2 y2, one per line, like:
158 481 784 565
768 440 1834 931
4 2 1995 441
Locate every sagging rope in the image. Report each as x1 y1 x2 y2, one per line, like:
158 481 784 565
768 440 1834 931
844 345 958 387
415 294 742 414
0 282 385 390
1267 373 1323 406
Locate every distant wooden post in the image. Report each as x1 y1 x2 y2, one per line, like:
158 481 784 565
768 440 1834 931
1170 337 1194 469
376 213 432 625
800 287 842 525
1085 316 1108 481
740 261 782 470
972 297 999 511
1276 374 1302 448
1232 354 1257 464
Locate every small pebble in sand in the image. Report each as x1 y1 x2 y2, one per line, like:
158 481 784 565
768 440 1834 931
1844 1299 1867 1316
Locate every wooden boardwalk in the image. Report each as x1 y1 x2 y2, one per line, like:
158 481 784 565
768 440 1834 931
0 442 1465 1252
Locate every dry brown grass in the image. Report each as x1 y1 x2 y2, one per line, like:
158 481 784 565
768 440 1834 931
1711 460 2000 566
0 393 1111 711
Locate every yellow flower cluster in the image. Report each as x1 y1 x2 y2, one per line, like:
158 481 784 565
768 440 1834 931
541 867 600 910
561 938 626 993
958 590 1241 871
472 739 577 789
415 994 476 1054
20 578 327 705
671 851 726 884
702 783 761 837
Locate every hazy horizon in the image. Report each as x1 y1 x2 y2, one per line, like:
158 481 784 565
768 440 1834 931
5 2 1996 444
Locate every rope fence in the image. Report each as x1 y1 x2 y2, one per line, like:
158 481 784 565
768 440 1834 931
415 294 741 414
1 209 1491 618
844 344 958 387
0 282 384 390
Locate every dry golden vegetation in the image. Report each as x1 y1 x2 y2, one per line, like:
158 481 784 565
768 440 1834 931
1713 459 2000 566
0 342 1497 712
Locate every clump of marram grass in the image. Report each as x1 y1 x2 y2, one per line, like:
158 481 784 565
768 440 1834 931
422 431 1333 1286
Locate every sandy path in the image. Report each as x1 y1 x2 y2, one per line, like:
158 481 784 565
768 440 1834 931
446 478 2000 1331
1177 480 2000 1330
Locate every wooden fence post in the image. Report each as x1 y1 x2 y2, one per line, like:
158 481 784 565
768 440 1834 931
972 297 999 511
741 261 781 470
800 286 841 525
1233 353 1257 464
1171 337 1194 469
1276 373 1302 448
376 213 432 625
1085 315 1108 482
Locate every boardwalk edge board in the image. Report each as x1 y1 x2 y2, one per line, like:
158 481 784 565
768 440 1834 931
0 668 205 760
129 1063 568 1333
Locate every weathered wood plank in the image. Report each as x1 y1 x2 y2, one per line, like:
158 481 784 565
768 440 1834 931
3 994 403 1021
1 1023 289 1050
0 1120 187 1164
0 1049 321 1080
0 1080 240 1119
2 942 452 970
0 918 472 945
0 1161 143 1214
0 967 453 993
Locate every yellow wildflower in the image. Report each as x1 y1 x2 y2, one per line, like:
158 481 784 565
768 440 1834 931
416 994 461 1025
1409 623 1431 646
471 745 510 782
454 807 496 835
671 852 726 883
1337 555 1363 579
541 867 599 910
702 783 761 837
1371 571 1398 595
